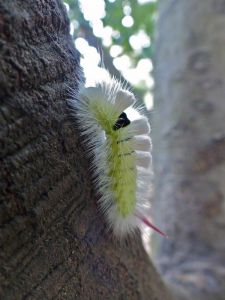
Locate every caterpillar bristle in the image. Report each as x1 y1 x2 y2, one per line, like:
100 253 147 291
80 86 99 101
135 151 151 169
128 117 150 136
132 136 152 152
114 90 135 113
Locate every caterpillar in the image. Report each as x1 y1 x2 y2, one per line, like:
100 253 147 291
69 75 166 238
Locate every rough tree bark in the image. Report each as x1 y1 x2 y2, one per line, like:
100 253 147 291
0 1 171 299
153 0 225 299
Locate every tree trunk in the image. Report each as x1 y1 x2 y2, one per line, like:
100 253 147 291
0 1 171 299
153 0 225 299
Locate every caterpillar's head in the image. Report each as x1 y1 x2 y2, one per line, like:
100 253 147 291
113 112 130 130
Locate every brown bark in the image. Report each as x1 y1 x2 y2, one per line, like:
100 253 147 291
0 1 171 299
153 0 225 299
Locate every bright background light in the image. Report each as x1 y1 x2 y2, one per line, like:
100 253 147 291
64 0 156 111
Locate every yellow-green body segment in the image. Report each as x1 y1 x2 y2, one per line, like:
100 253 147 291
89 100 137 218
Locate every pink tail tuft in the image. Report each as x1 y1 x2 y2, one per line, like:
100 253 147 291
135 212 168 238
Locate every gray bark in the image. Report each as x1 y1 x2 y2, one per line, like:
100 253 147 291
153 0 225 299
0 1 171 299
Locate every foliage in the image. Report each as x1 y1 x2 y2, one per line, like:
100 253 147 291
103 0 157 64
64 0 157 66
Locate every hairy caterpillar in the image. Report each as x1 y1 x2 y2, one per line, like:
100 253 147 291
69 76 166 238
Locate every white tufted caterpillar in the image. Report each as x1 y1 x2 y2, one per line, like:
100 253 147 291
69 75 166 238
